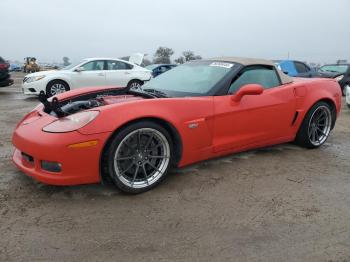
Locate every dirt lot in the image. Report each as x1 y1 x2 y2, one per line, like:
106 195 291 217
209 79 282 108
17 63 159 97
1 72 350 262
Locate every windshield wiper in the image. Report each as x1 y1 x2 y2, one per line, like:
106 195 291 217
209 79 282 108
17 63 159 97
128 89 158 98
143 88 169 98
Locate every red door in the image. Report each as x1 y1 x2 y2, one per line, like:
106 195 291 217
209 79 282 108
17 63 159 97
213 84 296 152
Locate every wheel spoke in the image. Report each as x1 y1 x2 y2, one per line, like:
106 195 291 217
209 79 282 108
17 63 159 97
136 131 141 149
115 156 134 161
149 144 162 150
316 127 326 137
144 134 154 149
119 162 135 176
148 155 169 159
311 127 316 142
131 165 140 185
146 161 163 174
142 164 149 185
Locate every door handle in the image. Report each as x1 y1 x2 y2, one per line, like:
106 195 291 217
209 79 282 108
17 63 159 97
124 72 131 75
97 73 104 76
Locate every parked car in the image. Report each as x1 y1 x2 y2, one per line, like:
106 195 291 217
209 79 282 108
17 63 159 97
13 57 341 193
22 54 152 97
145 64 177 77
9 63 22 72
275 60 318 77
318 64 350 96
0 57 14 87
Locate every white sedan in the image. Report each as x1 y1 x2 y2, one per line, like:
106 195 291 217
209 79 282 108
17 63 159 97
22 55 152 97
346 85 350 108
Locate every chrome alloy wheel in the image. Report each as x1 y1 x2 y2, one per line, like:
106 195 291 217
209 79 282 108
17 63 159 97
113 128 170 189
50 83 66 96
129 82 141 90
308 105 332 146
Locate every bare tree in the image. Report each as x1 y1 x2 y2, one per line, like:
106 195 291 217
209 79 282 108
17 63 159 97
153 47 174 64
174 56 185 64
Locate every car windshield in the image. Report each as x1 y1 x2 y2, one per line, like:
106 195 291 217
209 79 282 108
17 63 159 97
142 61 234 97
61 60 87 70
319 65 349 74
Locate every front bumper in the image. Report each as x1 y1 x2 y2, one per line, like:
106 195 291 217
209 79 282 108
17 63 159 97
22 81 44 95
12 119 112 185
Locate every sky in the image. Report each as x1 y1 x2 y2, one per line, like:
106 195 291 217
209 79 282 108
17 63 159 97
1 0 349 64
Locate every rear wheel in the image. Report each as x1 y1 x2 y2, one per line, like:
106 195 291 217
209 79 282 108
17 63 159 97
295 101 332 148
127 79 143 90
46 80 69 97
105 121 172 194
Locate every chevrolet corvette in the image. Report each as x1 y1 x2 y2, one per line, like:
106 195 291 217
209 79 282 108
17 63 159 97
12 57 342 193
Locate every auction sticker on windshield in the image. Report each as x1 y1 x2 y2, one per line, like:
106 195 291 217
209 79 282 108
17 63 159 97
209 62 234 68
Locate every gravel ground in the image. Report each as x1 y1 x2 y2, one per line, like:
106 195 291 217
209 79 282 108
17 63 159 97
1 72 350 262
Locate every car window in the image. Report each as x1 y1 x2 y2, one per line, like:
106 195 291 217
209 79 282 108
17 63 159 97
319 65 349 74
159 66 168 73
106 60 133 70
229 66 281 94
294 62 310 73
81 60 104 71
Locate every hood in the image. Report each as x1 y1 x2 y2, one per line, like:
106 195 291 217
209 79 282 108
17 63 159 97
129 53 144 65
25 70 58 77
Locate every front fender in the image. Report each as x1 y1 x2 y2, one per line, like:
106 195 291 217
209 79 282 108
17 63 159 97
78 97 215 166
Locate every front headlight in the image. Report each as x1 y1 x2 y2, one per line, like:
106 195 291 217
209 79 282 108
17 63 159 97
25 75 46 83
43 111 99 133
334 75 344 82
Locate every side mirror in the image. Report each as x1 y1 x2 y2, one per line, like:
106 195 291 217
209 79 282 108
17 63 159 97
232 84 264 102
74 67 85 72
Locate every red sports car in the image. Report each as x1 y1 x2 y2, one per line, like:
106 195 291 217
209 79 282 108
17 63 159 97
12 57 342 193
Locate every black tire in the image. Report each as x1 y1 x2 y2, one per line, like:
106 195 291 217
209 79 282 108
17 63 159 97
127 79 143 90
46 80 69 97
295 101 333 149
105 121 173 194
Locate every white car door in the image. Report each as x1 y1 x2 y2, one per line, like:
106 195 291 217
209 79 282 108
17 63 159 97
72 60 106 89
105 60 134 87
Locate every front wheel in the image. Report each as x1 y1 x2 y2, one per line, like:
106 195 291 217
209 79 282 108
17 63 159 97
295 102 333 148
46 80 69 97
345 84 350 108
105 121 173 194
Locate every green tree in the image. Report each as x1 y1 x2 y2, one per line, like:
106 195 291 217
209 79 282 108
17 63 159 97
174 56 185 64
153 47 174 64
62 57 70 66
182 51 202 62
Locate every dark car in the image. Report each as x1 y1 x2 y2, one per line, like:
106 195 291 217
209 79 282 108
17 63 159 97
145 64 177 77
0 57 14 87
275 60 318 77
318 64 350 96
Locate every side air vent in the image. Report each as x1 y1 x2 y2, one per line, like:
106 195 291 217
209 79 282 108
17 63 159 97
291 111 299 125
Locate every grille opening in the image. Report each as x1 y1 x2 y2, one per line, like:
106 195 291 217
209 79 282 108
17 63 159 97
21 152 34 164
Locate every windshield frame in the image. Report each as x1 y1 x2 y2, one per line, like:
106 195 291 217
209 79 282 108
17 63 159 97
141 60 241 97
